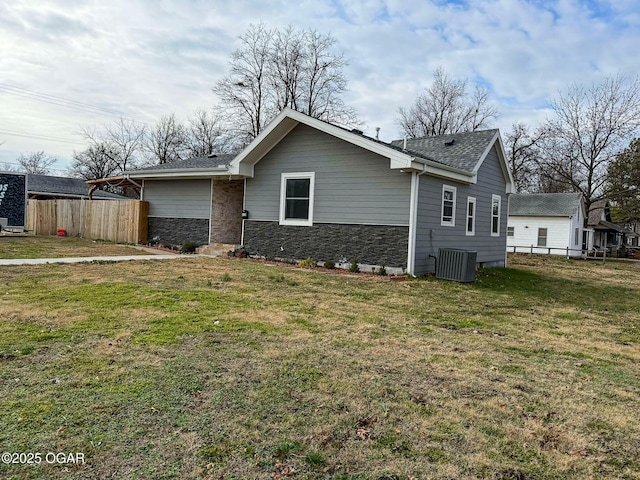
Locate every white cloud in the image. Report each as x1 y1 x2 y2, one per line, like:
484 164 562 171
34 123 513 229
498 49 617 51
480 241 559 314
1 0 640 169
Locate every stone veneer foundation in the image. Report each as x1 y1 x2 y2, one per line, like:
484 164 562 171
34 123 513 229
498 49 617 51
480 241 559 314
148 217 209 246
243 221 409 269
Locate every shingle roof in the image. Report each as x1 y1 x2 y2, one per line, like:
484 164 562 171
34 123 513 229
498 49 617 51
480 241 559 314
588 199 609 225
509 193 583 217
390 129 499 172
28 174 125 199
131 154 235 172
593 219 635 234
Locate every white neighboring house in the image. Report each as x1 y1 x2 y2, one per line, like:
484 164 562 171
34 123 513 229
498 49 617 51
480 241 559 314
507 193 588 257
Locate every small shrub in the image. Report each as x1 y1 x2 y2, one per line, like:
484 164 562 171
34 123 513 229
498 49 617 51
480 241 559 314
298 257 317 268
377 264 388 276
305 451 326 468
349 258 360 273
274 440 302 458
268 274 298 286
180 241 199 253
221 273 231 282
323 260 336 269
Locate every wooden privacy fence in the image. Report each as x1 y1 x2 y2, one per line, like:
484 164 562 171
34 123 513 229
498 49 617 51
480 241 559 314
26 199 148 244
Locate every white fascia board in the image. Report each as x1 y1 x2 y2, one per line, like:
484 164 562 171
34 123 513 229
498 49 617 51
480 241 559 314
472 131 515 194
420 163 475 184
127 169 233 180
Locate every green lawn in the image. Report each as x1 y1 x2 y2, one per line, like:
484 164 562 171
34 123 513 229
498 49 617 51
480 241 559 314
0 236 149 259
0 253 639 479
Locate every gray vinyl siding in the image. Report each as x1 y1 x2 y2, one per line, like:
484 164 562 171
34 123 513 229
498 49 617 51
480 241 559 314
244 124 411 225
414 145 508 274
143 179 211 219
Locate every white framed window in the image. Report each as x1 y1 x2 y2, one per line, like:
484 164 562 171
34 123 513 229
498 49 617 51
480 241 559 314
537 227 548 247
507 226 514 237
441 185 457 226
466 197 476 236
491 194 501 236
279 172 315 226
574 227 580 246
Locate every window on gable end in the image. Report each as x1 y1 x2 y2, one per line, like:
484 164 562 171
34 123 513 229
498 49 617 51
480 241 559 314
441 185 456 226
491 194 501 236
466 197 476 236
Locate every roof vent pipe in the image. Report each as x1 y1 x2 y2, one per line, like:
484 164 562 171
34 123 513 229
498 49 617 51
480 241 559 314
375 127 380 140
403 138 407 150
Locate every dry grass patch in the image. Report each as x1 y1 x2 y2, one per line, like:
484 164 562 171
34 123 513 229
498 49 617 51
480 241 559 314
0 254 639 479
0 236 150 259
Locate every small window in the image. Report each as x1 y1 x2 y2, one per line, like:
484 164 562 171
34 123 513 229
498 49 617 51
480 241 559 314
574 228 580 246
507 226 514 237
537 228 548 247
491 195 501 236
466 197 476 236
441 185 457 226
279 172 315 226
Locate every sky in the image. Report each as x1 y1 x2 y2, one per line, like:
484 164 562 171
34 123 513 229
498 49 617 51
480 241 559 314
1 0 639 174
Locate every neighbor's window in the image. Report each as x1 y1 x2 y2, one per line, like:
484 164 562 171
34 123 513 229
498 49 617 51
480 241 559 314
574 227 580 246
491 194 501 236
441 185 457 226
507 226 514 237
279 172 315 226
537 227 548 247
466 197 476 235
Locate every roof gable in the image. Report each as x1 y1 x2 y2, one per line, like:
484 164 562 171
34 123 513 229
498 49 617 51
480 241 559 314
509 193 584 217
229 108 425 177
588 199 611 225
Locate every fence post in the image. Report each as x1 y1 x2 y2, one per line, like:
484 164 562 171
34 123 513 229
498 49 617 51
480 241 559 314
566 247 569 259
603 247 606 264
530 245 533 255
79 199 85 238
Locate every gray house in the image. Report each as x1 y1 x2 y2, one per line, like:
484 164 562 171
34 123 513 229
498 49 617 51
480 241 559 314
108 108 514 275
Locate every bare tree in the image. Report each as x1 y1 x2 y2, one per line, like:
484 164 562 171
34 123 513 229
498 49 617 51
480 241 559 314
16 151 58 175
214 23 273 143
538 74 640 212
397 67 498 138
69 143 119 180
303 30 357 126
213 24 358 143
504 122 547 193
270 26 305 113
79 118 146 175
185 110 233 157
144 114 188 165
